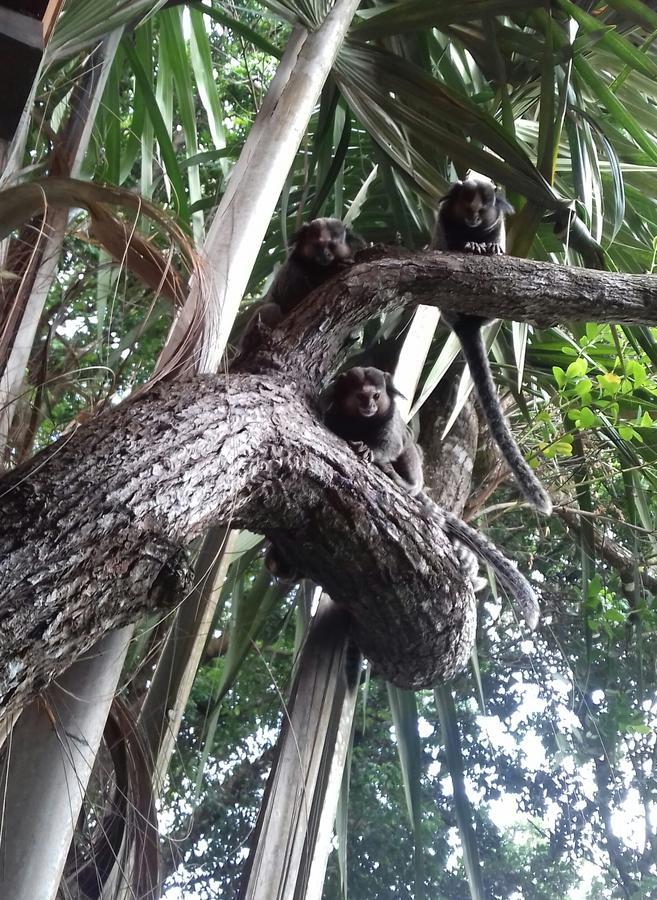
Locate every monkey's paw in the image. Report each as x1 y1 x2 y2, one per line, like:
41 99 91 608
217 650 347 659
485 242 504 255
463 241 487 254
349 440 374 462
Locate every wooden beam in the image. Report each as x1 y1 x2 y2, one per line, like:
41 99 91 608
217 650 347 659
0 1 63 46
0 1 64 141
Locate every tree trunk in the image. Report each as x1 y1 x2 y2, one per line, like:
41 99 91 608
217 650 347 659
0 628 132 900
237 596 361 900
0 366 477 716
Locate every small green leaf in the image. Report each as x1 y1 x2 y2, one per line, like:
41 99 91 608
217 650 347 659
544 439 574 458
574 379 593 398
553 366 567 387
578 407 597 428
567 357 588 378
626 360 647 385
597 372 622 396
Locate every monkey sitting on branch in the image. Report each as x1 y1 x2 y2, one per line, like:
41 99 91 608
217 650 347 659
239 217 365 352
324 366 539 629
253 218 364 577
432 178 552 516
324 366 424 497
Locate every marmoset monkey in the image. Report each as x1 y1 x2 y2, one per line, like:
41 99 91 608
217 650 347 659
324 366 539 628
325 366 424 496
432 178 552 516
257 219 364 574
241 217 365 350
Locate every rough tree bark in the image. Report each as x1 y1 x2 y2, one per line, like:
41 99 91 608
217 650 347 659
420 380 478 517
0 370 474 712
2 249 656 720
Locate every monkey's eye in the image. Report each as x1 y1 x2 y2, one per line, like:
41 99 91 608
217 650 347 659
373 392 380 400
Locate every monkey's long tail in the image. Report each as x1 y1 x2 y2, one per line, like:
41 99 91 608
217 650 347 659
451 318 553 515
422 495 539 629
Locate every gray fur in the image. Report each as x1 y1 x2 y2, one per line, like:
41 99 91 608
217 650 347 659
432 179 552 515
448 316 552 515
240 218 364 353
325 366 539 628
438 504 539 629
325 367 424 496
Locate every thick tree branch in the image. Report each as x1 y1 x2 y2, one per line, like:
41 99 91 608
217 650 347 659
4 250 655 719
240 248 657 385
0 373 475 717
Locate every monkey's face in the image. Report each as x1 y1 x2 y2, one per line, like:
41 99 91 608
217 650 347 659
294 218 353 267
446 180 499 229
333 367 395 419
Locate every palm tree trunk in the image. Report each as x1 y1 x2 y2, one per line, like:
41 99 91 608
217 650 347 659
139 0 362 815
0 628 132 900
158 0 362 376
237 595 361 900
139 0 362 796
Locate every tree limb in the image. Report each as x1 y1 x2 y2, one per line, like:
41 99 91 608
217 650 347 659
4 248 655 718
239 248 657 385
0 373 475 717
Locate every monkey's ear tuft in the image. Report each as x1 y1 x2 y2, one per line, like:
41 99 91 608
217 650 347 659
439 180 463 203
323 371 348 410
496 195 514 216
346 227 367 253
322 381 337 412
289 223 310 248
384 371 406 399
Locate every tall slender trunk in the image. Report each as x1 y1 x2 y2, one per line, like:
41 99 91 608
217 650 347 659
237 596 361 900
158 0 362 376
139 0 362 848
0 629 132 900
